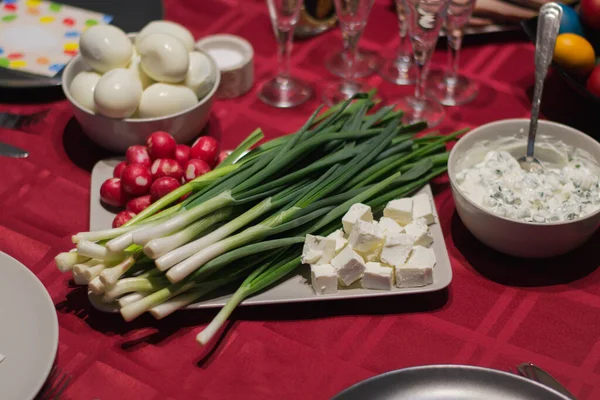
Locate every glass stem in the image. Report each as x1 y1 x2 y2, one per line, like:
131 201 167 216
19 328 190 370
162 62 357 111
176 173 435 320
342 31 360 90
445 31 463 84
414 62 425 101
276 27 294 84
396 12 410 61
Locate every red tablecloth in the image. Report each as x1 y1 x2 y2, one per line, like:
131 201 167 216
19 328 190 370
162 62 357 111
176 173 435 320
1 0 600 399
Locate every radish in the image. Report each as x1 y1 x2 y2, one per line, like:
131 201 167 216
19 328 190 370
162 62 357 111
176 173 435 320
100 178 128 207
121 164 153 196
179 192 191 202
113 161 127 178
126 195 153 214
150 176 181 201
126 145 151 168
174 144 191 168
150 158 183 181
191 136 219 167
217 150 231 165
184 158 211 182
113 210 136 228
147 131 176 160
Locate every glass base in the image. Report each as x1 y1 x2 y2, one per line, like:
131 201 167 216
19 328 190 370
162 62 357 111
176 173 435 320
326 50 379 78
322 80 375 106
379 55 416 85
258 77 313 108
427 70 479 106
393 95 445 128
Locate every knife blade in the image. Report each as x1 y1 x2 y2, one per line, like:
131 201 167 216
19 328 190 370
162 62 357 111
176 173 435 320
0 142 28 158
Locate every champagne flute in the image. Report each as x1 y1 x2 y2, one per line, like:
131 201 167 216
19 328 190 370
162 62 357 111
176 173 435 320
326 49 379 79
393 0 448 127
259 0 313 108
427 0 478 106
323 0 375 106
379 0 416 85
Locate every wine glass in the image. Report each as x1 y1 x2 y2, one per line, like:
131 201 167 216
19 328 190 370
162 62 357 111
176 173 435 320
326 49 379 79
427 0 478 106
379 0 416 85
259 0 314 108
323 0 375 106
393 0 448 127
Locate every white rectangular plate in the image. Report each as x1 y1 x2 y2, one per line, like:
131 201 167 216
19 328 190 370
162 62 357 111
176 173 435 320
89 158 452 311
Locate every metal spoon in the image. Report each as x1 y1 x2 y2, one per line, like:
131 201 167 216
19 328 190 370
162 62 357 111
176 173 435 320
517 363 577 399
518 2 563 172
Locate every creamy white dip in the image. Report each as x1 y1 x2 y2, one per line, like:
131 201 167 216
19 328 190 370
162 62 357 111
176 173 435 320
455 136 600 223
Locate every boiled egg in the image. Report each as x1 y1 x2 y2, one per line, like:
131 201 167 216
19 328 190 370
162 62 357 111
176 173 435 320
135 20 195 51
138 33 189 83
79 25 133 73
93 68 143 118
137 83 197 118
69 71 101 112
128 48 154 89
184 51 216 99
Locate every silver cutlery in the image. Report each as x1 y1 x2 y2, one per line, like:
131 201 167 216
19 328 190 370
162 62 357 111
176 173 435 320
36 366 71 400
0 142 28 158
515 362 577 399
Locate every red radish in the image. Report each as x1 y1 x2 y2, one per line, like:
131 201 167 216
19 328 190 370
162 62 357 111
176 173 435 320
174 144 191 168
113 161 127 178
126 145 151 168
146 131 176 160
121 164 153 196
184 158 211 182
191 136 219 167
179 192 191 202
126 195 153 214
217 150 231 165
113 210 136 228
151 158 183 181
100 178 128 207
150 177 181 201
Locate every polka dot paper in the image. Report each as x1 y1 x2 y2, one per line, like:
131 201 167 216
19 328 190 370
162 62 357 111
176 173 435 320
0 0 113 77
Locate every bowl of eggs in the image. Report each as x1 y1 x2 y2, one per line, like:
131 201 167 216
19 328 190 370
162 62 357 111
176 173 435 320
62 21 220 152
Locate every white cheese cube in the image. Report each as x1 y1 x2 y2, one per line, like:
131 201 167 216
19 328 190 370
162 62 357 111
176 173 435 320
365 246 382 262
407 246 436 268
412 193 435 225
342 203 373 235
395 264 433 288
383 198 413 226
380 233 415 266
301 235 337 265
327 229 348 254
362 262 393 290
311 264 338 295
331 245 366 286
404 218 433 247
348 220 385 254
377 217 404 233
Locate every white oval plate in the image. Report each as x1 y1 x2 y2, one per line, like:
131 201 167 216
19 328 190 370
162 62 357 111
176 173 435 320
0 252 58 400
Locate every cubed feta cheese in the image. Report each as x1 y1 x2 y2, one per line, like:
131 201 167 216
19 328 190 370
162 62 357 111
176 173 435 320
377 217 404 233
364 246 382 262
331 245 366 286
302 235 337 265
311 264 338 295
380 233 415 266
406 246 436 268
362 262 393 290
348 220 385 254
383 198 413 226
404 218 433 247
395 264 433 288
412 193 435 225
327 229 348 254
342 203 373 235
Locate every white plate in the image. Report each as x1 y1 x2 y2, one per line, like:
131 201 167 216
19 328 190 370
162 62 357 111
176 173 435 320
0 252 58 400
89 158 452 310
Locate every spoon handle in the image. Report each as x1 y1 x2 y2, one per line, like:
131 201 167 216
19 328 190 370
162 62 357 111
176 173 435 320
527 3 562 160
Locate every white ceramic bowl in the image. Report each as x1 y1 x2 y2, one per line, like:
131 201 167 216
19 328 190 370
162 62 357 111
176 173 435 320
62 35 220 152
448 119 600 258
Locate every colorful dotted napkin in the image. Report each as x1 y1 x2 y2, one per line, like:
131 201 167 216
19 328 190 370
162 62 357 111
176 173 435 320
0 0 112 77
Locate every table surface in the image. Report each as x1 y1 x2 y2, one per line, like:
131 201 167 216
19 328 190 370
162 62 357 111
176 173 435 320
1 0 600 399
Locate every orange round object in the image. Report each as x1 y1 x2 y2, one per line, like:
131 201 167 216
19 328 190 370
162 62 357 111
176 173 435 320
553 34 596 76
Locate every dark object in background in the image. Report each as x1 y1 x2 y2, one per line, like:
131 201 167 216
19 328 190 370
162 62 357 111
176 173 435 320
294 0 337 38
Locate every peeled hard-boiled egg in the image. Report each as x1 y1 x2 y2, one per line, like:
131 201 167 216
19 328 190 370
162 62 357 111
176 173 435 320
184 51 216 99
94 68 143 118
69 71 101 112
79 25 133 73
138 33 190 83
128 48 154 89
135 20 195 51
138 83 197 118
